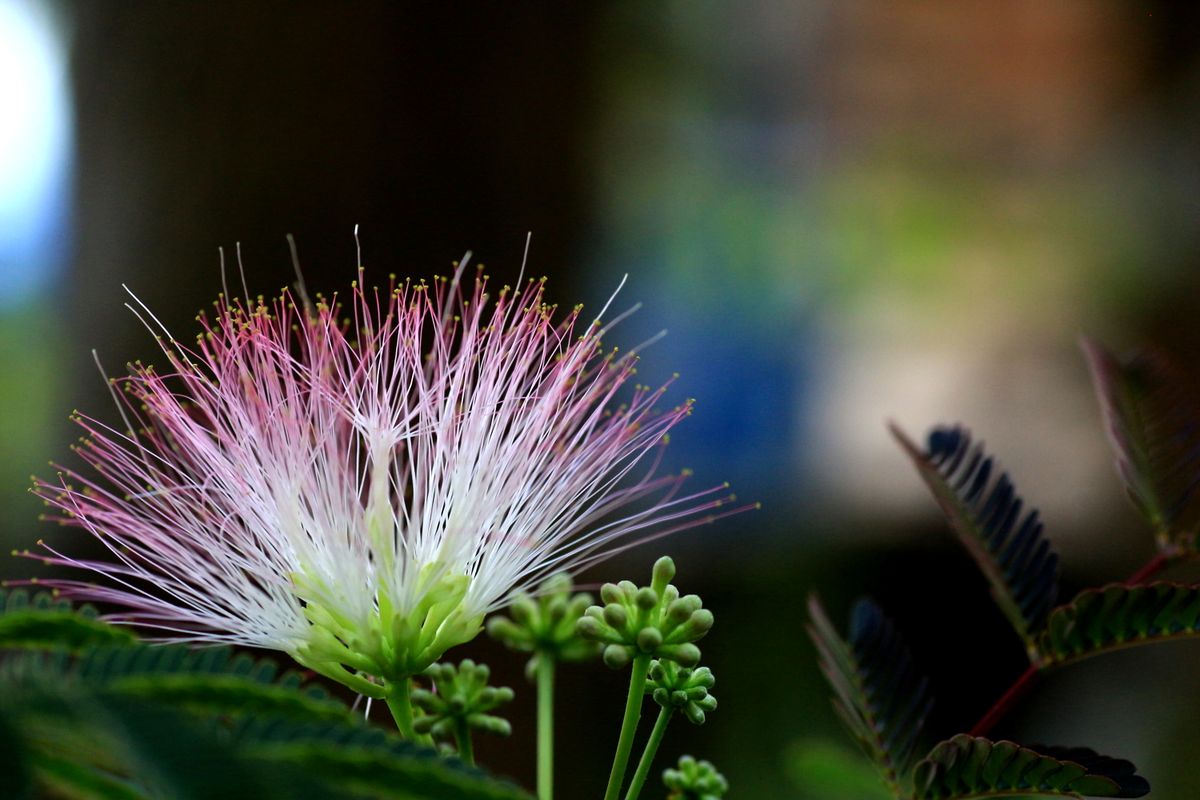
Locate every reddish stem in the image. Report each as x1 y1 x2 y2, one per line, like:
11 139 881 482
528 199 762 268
971 551 1175 737
1124 551 1171 586
969 664 1040 737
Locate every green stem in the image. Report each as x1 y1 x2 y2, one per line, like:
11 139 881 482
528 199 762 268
537 655 555 800
624 706 672 800
603 654 651 800
385 677 418 740
454 718 475 766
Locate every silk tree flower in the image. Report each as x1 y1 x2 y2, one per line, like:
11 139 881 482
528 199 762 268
28 262 741 708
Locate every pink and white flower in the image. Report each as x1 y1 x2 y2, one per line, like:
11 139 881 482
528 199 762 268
30 259 740 692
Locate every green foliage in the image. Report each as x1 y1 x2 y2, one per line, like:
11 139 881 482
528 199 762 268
813 340 1200 799
1037 582 1200 665
891 424 1060 648
807 595 932 795
782 739 893 800
0 589 533 800
1082 339 1200 549
231 717 532 800
911 735 1148 799
0 587 136 651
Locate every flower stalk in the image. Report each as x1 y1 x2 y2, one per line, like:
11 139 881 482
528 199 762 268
624 705 672 800
604 653 652 800
537 655 555 800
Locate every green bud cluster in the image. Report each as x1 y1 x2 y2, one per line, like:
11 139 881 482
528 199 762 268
486 573 601 678
662 755 728 800
575 556 713 670
410 659 514 738
646 660 717 725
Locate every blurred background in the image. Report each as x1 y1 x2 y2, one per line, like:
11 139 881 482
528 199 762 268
3 1 1200 796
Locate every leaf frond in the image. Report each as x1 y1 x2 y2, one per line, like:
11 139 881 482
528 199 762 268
1037 582 1200 665
1082 338 1200 549
912 734 1148 799
807 595 933 794
891 423 1059 646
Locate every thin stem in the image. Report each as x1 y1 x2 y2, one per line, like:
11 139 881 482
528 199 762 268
1125 551 1171 585
624 706 672 800
454 717 475 766
971 549 1182 737
969 664 1040 737
386 676 418 740
603 655 652 800
537 655 555 800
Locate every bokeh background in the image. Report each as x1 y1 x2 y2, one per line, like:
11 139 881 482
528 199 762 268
3 1 1200 797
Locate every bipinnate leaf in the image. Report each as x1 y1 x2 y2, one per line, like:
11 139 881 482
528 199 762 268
891 423 1060 646
1082 338 1200 549
912 735 1148 798
1037 582 1200 665
0 590 533 799
807 595 933 794
0 589 135 651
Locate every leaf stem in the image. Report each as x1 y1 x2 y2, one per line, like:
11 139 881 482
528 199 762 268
971 549 1183 737
454 717 475 766
968 664 1040 737
1125 551 1171 585
603 654 651 800
537 655 555 800
624 706 672 800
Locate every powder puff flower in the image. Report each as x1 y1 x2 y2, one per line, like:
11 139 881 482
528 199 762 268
29 256 741 704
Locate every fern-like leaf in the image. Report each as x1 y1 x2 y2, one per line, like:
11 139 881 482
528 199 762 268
1037 582 1200 665
807 595 933 794
233 717 532 799
891 423 1060 646
0 589 135 652
1082 339 1200 549
912 735 1148 798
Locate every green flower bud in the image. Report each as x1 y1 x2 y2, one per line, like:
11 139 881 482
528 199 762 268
645 660 717 726
510 595 537 625
575 556 713 670
576 615 604 639
603 603 628 628
652 556 676 591
486 573 601 674
603 643 633 669
663 755 728 799
410 659 515 743
636 626 663 651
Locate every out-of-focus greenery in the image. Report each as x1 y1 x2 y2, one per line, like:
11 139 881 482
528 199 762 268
0 301 63 572
783 738 892 800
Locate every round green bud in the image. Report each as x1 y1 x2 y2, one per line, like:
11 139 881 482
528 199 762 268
603 603 628 629
603 644 632 669
600 583 622 605
681 609 714 639
509 595 536 625
635 587 658 610
662 643 701 667
637 626 663 651
652 556 676 590
576 615 604 639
